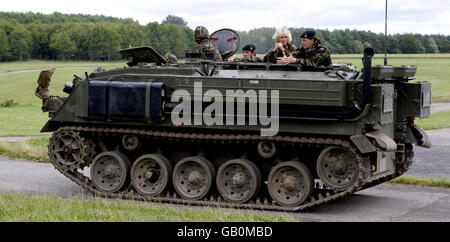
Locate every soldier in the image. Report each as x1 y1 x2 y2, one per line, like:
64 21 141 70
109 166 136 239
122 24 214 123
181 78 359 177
277 30 332 67
193 26 222 61
229 44 263 62
263 27 296 63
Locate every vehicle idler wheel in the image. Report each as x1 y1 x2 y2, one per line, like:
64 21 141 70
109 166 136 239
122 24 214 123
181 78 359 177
90 151 130 193
316 146 360 191
131 154 172 197
48 130 87 171
172 156 215 200
216 159 261 203
268 161 313 207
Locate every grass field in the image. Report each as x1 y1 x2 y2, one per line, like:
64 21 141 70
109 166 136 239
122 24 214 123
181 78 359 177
332 54 450 102
0 62 125 136
0 60 124 73
388 175 450 188
0 137 49 162
0 192 297 222
0 55 449 136
415 110 450 130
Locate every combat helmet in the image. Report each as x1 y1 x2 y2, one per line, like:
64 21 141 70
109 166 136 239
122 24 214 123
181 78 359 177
164 53 178 64
195 26 209 42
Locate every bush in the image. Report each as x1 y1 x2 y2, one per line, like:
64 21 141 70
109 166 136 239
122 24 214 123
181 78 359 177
0 99 18 108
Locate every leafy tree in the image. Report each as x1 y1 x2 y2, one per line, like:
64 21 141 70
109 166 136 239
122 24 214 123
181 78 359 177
88 24 121 61
399 34 422 54
386 35 401 54
145 22 170 54
117 22 147 48
49 31 76 60
162 15 187 26
66 23 93 60
424 37 439 53
27 23 52 59
0 11 136 24
8 24 32 60
0 28 11 61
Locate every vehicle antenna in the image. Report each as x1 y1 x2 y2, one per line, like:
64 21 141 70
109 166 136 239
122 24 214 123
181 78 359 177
384 0 388 66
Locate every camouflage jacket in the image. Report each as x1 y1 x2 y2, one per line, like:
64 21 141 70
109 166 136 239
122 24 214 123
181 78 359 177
263 43 296 63
232 55 263 63
292 39 332 67
194 39 223 61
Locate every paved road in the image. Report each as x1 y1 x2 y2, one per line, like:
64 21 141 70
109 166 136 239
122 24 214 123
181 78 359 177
0 66 103 76
431 102 450 114
408 128 450 179
0 156 449 222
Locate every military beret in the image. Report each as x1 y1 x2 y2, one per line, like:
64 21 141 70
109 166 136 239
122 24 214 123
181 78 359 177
300 30 316 39
242 44 256 52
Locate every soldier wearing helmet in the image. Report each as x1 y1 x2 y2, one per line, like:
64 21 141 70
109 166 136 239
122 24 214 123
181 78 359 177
194 26 222 61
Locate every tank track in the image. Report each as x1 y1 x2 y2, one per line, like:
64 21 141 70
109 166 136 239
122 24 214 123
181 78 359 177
48 126 412 212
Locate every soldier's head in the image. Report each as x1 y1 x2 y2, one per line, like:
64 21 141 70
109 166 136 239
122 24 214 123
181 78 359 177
242 44 256 58
272 27 292 46
194 26 209 43
300 30 316 49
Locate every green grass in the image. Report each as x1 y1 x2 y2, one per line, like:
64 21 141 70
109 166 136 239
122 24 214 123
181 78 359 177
0 137 49 162
388 176 450 188
0 64 123 136
331 54 450 102
0 192 297 222
415 110 450 130
0 60 125 73
331 53 450 58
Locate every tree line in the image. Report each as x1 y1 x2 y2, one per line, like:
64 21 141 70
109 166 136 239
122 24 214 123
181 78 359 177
0 12 449 62
0 12 196 61
238 27 450 55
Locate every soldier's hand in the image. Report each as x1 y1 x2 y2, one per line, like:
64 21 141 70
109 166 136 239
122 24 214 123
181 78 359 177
274 43 285 52
277 56 296 65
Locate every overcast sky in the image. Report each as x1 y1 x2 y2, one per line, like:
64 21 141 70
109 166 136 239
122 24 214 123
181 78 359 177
3 0 450 35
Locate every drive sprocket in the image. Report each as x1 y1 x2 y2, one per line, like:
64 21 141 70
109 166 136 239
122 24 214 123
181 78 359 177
48 130 88 171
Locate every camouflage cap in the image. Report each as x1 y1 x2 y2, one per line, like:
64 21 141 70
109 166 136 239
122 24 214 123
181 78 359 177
195 26 209 41
300 30 316 39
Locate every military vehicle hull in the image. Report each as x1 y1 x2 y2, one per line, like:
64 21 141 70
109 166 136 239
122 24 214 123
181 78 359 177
38 45 431 211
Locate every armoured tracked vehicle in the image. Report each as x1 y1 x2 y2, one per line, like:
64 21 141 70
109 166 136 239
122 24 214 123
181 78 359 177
35 29 431 211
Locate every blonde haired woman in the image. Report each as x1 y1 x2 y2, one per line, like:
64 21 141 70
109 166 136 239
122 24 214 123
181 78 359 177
263 27 296 63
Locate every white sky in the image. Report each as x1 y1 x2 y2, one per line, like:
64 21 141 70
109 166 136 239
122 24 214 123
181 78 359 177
2 0 450 35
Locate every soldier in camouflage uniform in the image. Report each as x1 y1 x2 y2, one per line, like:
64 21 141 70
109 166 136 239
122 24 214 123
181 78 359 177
263 27 296 63
230 44 263 62
194 26 222 62
277 30 332 67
